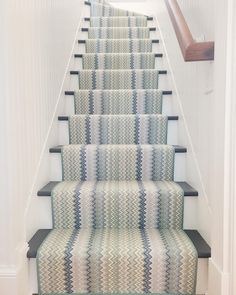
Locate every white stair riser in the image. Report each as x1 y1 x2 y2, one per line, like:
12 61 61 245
64 92 174 116
29 258 208 295
72 54 165 70
80 30 158 40
67 71 171 92
31 195 197 230
58 119 178 146
50 152 186 181
76 38 160 54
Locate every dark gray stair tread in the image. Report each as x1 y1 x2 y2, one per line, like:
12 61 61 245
185 230 211 258
176 182 198 196
27 229 211 259
37 181 60 196
49 145 187 153
81 27 156 32
173 145 187 153
58 115 178 121
65 90 172 96
37 181 198 197
78 39 159 44
70 70 167 75
84 17 154 21
74 53 163 58
27 229 51 258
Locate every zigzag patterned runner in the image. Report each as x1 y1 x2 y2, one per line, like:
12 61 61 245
90 3 141 17
68 114 168 144
87 27 150 39
85 39 153 53
52 180 184 229
37 228 197 294
90 16 148 27
78 69 159 89
82 53 155 69
37 0 198 294
61 144 175 181
74 89 163 114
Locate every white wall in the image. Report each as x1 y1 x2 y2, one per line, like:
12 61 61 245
177 0 214 40
0 1 83 294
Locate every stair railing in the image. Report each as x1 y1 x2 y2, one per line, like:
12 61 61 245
165 0 214 61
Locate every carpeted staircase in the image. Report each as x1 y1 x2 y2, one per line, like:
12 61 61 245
36 1 198 294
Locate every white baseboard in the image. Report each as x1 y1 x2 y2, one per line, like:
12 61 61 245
0 267 18 294
0 243 30 295
208 258 230 295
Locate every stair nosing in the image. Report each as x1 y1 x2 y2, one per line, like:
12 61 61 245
27 229 210 259
78 39 160 44
49 145 187 153
37 181 198 197
70 70 167 75
81 27 156 32
74 53 163 58
64 90 173 96
84 17 154 21
58 115 178 121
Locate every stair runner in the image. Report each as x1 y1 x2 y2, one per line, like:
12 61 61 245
37 1 198 295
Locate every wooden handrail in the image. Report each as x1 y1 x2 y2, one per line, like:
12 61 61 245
165 0 214 61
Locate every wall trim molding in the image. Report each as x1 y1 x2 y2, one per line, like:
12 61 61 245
0 267 17 277
0 266 18 294
0 242 30 295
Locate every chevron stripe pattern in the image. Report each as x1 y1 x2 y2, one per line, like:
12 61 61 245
78 69 159 89
90 3 141 17
85 39 153 53
69 114 168 144
88 27 150 39
82 53 155 69
37 228 197 294
52 180 184 229
61 144 174 181
37 1 198 294
90 16 148 27
74 90 163 114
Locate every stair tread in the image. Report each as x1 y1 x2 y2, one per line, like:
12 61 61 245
37 181 198 197
49 145 187 153
85 16 154 21
27 229 210 259
81 27 156 31
74 52 163 58
70 69 167 74
58 115 178 120
65 90 172 95
78 38 160 43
